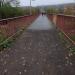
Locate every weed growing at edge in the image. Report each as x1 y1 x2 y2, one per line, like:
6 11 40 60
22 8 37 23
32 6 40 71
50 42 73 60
0 27 25 51
59 32 75 55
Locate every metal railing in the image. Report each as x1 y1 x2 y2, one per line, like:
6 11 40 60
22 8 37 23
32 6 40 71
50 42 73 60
0 15 38 39
48 14 75 44
0 15 31 25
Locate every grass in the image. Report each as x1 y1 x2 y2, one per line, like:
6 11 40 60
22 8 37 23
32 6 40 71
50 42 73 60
0 34 6 43
0 26 26 51
59 32 75 55
69 47 75 54
70 35 75 41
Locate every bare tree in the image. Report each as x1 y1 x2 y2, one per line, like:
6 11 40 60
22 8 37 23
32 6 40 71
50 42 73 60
6 0 20 7
0 0 5 7
0 0 20 7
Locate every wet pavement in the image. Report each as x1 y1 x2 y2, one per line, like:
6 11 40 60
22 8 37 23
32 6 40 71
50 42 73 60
28 15 54 30
0 15 75 75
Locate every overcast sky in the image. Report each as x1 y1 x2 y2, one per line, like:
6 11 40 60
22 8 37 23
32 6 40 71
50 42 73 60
20 0 75 6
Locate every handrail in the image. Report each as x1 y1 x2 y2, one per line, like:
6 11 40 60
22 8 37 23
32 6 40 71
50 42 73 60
0 15 32 25
0 15 31 22
48 13 75 18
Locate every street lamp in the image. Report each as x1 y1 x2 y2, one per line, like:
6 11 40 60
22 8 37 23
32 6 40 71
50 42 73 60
30 0 31 15
30 0 35 15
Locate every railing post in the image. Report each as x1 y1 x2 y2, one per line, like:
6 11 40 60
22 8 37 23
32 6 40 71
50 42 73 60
53 14 57 25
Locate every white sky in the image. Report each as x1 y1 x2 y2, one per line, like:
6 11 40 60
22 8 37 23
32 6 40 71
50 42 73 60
20 0 75 6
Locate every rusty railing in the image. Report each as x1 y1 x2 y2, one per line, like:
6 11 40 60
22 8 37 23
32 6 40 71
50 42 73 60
0 15 38 37
48 14 75 44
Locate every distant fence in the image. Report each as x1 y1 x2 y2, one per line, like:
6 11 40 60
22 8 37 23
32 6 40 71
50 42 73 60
0 15 38 38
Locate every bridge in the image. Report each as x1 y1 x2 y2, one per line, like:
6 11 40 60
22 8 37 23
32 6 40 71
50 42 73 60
0 14 75 75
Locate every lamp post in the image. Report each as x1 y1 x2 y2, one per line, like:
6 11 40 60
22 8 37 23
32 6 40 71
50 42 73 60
30 0 32 15
30 0 35 15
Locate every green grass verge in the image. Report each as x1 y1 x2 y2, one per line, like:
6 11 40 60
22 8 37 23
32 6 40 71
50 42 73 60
59 32 75 55
70 35 75 41
0 27 26 51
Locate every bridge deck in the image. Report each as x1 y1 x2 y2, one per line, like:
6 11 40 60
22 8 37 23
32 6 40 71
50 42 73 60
0 15 75 75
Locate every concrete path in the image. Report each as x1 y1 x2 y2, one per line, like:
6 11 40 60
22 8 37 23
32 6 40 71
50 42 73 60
0 15 75 75
28 15 54 30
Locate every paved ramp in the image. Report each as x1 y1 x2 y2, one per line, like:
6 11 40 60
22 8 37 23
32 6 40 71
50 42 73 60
0 15 75 75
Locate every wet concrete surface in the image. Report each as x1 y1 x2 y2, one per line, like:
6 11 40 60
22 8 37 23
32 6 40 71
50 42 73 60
28 15 54 30
0 15 75 75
